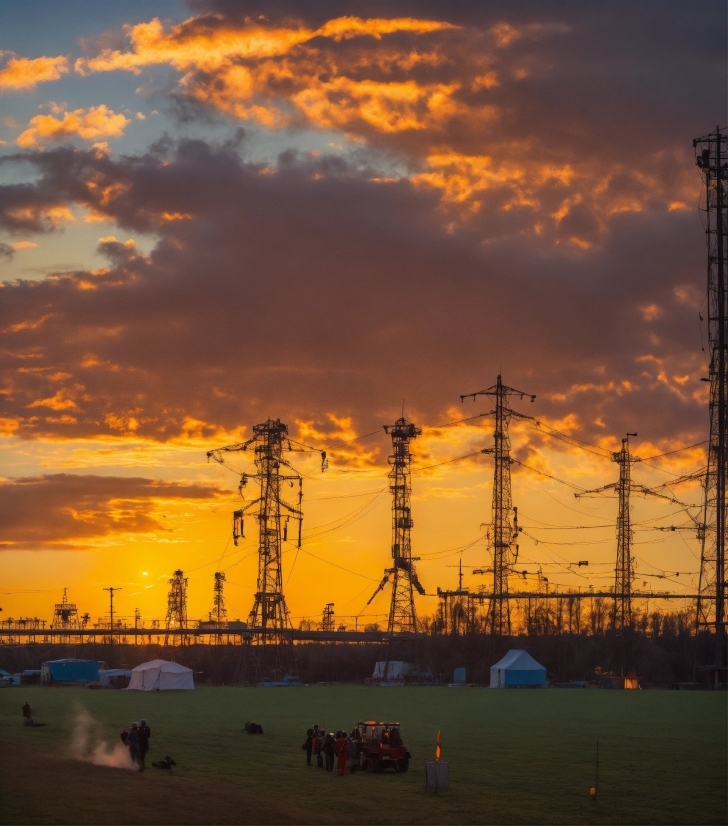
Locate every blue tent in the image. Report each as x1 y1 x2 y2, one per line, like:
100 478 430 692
41 659 98 685
490 649 547 688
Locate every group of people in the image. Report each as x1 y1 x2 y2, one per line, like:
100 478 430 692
121 719 152 771
303 726 361 776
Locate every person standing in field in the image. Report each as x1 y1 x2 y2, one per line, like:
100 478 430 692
323 731 335 771
347 732 358 772
21 702 32 725
303 728 314 766
335 730 348 776
127 722 140 768
314 729 324 768
138 719 151 772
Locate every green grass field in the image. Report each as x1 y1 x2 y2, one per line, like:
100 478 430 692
0 685 725 825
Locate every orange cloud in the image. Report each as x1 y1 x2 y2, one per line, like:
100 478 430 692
0 54 68 90
75 16 456 75
17 105 130 147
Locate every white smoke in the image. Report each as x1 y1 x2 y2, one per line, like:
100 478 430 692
71 707 137 770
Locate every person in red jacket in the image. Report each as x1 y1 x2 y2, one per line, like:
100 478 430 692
334 730 348 776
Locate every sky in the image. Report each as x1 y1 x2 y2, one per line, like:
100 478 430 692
0 0 725 629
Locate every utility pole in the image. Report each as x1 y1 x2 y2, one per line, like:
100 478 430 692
367 416 425 634
103 587 121 647
461 375 535 636
694 127 728 664
577 435 639 635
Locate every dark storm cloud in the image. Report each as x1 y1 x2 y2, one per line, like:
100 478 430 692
0 139 710 449
0 474 221 550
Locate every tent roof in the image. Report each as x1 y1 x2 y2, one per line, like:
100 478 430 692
491 649 546 671
131 659 192 674
46 658 94 664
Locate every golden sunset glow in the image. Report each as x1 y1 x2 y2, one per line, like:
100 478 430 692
0 4 717 633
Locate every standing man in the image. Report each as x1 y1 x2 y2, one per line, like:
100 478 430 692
138 718 151 772
127 722 140 768
21 702 32 725
314 728 324 768
323 731 335 772
303 728 314 766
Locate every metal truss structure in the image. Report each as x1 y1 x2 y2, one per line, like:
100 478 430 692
577 435 640 634
462 375 535 635
694 127 728 662
367 416 425 634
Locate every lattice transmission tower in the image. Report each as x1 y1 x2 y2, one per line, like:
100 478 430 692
577 435 640 634
694 127 728 662
165 570 188 644
462 375 535 636
51 588 81 643
321 602 335 632
208 419 325 635
212 571 227 625
367 417 425 634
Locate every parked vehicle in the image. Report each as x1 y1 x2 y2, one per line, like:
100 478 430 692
356 720 410 772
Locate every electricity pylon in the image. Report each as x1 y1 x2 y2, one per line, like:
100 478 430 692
694 127 728 663
165 570 188 645
207 419 325 680
213 571 227 625
208 419 304 634
462 375 535 636
367 417 425 634
577 435 640 634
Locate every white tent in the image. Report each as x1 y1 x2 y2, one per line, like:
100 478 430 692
372 661 415 681
127 659 194 691
490 649 547 688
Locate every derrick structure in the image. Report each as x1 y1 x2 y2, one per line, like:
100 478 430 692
695 127 728 660
367 417 425 634
462 375 535 636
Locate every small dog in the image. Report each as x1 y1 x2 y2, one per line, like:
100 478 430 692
152 756 177 769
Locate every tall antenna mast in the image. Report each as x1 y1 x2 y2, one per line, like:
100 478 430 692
367 416 425 633
461 374 535 636
694 127 728 662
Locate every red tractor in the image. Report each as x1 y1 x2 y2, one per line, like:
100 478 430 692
356 721 411 772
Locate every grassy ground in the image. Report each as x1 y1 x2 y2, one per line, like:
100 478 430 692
0 685 725 825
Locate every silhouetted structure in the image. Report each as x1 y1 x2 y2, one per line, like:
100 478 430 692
694 127 728 664
462 375 535 635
